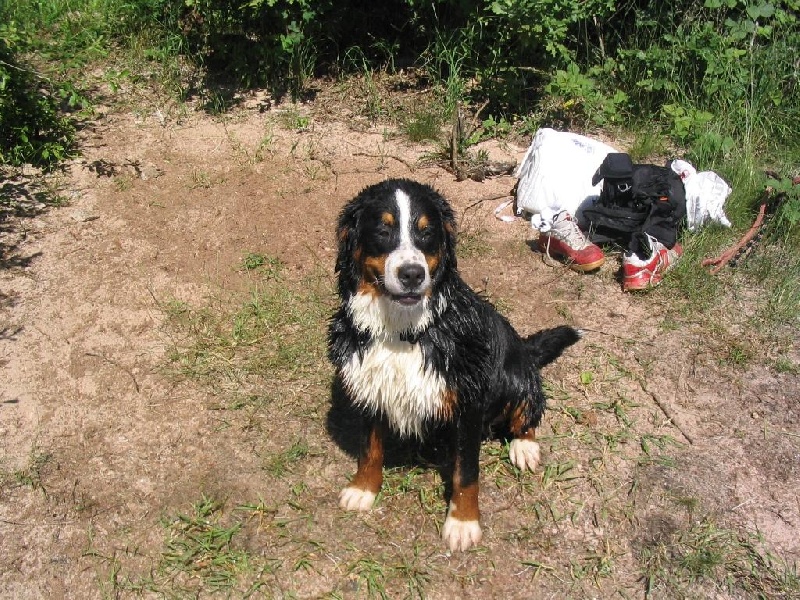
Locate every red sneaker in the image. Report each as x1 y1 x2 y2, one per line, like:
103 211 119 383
537 212 605 272
622 235 683 291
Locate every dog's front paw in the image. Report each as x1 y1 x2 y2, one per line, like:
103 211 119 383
339 486 377 511
508 439 541 472
442 516 482 552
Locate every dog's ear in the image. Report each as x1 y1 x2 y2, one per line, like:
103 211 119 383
334 200 362 294
335 201 359 270
436 192 458 271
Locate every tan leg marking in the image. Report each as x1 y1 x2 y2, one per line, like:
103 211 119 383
442 471 482 551
339 424 384 512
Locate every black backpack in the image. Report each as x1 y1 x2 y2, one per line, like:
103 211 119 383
583 153 686 252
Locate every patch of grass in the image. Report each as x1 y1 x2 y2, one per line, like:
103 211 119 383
189 169 212 189
456 229 493 259
662 166 800 351
743 240 800 330
264 438 310 478
112 174 134 192
538 459 581 490
627 129 671 163
349 557 390 598
1 447 53 492
235 496 278 529
223 122 277 165
345 551 431 600
592 394 638 427
639 517 800 599
720 340 753 367
119 495 292 597
774 357 799 374
381 467 445 516
570 541 618 584
278 106 311 131
340 47 386 123
240 252 282 274
393 548 431 600
402 109 443 143
420 30 471 117
157 496 249 594
163 257 334 392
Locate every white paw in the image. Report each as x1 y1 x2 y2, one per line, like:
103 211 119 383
508 439 541 472
442 516 482 552
339 486 376 511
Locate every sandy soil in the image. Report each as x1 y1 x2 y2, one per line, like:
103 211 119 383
1 88 798 599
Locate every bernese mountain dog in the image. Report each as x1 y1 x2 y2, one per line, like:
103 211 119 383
328 178 581 552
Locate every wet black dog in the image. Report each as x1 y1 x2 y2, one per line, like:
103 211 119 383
328 178 581 551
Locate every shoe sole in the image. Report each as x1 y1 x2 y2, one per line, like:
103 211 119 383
538 243 605 272
623 279 659 291
569 257 605 272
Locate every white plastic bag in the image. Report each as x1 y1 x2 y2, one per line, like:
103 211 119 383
515 128 618 230
670 160 732 230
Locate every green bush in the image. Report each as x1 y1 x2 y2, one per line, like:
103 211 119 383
608 0 799 157
3 0 800 180
0 22 76 168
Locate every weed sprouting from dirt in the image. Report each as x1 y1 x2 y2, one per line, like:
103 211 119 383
456 228 493 260
162 257 335 395
0 446 52 493
158 496 248 592
118 496 265 597
265 438 310 477
402 109 444 143
639 517 800 598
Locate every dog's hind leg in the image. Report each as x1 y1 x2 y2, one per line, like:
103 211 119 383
506 388 546 472
339 418 387 511
508 432 541 472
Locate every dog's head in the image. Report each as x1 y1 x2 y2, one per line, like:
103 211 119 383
335 179 457 334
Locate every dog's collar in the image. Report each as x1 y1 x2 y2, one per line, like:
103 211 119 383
399 329 422 344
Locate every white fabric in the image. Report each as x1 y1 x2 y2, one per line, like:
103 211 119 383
515 128 618 231
670 159 732 231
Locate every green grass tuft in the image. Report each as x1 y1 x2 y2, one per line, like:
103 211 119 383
640 517 800 598
163 258 334 393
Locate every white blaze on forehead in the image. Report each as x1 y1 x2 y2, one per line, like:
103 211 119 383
395 188 413 247
383 188 430 296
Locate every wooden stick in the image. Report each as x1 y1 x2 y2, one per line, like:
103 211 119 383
702 190 770 274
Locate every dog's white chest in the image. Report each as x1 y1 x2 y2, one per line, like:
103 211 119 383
341 338 448 437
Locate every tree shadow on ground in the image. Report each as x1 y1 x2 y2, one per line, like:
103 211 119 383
1 173 54 273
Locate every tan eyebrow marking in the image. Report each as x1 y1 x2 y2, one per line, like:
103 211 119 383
381 212 395 226
417 214 430 230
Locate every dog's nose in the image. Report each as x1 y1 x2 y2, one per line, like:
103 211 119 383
397 263 425 290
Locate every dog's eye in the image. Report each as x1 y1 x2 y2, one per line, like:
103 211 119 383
377 226 392 240
418 226 432 240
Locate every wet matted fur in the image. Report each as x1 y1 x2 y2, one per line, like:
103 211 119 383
328 178 581 551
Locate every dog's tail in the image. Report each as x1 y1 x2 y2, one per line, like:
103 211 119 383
524 325 583 368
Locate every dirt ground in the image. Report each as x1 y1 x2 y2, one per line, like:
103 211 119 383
1 85 798 599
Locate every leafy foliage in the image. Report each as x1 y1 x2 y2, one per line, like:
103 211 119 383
0 22 76 168
608 1 799 154
2 0 799 242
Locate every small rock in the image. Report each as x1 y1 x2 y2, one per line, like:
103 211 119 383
71 210 100 222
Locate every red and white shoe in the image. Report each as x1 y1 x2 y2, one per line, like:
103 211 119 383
537 211 605 272
622 235 682 291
